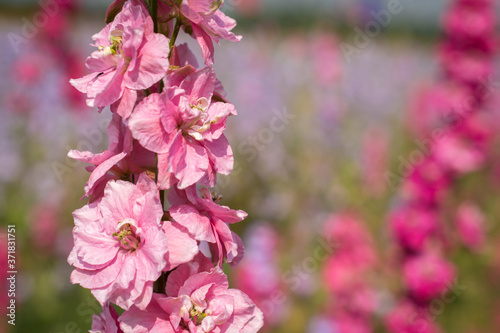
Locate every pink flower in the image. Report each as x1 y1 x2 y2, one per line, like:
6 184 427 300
323 213 377 267
70 0 169 118
168 185 246 266
68 174 191 310
385 300 440 333
119 254 264 333
91 303 123 333
68 114 155 202
362 128 388 196
166 0 242 65
389 206 437 252
401 157 451 206
433 134 484 174
128 66 235 189
443 4 496 42
234 224 284 326
456 202 486 250
30 203 59 252
403 253 455 303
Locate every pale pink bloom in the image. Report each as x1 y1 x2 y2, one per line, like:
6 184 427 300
456 202 486 250
385 300 441 333
70 0 169 118
168 185 246 266
129 66 235 189
390 206 437 252
90 303 123 333
165 0 242 65
68 114 155 202
119 254 264 333
68 174 189 310
403 253 455 303
434 134 484 174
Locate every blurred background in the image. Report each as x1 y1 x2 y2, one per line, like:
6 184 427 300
1 0 500 332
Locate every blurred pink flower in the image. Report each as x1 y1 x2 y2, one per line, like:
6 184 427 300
403 253 455 303
390 206 437 252
30 203 59 253
362 128 389 196
310 34 341 87
234 224 284 327
323 213 377 267
402 157 452 206
385 300 441 333
433 134 484 174
443 4 496 42
456 203 486 250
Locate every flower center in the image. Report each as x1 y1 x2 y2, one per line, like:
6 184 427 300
190 307 210 326
112 218 140 251
184 98 216 140
99 30 123 58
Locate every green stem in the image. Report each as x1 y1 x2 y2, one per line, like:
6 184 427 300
150 0 158 33
168 19 182 59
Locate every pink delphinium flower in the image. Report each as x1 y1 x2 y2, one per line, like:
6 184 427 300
68 174 191 310
385 300 441 333
456 202 486 250
168 185 246 266
68 114 156 202
165 0 242 65
403 252 455 303
70 0 169 119
389 206 437 252
119 254 264 333
129 66 235 189
91 303 124 333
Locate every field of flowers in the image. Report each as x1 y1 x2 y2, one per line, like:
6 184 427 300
1 0 500 332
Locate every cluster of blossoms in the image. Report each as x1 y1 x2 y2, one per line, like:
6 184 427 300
386 0 497 332
319 214 379 333
67 1 263 332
